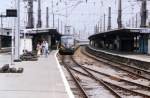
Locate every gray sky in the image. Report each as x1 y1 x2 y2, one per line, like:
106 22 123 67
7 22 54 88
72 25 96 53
0 0 149 39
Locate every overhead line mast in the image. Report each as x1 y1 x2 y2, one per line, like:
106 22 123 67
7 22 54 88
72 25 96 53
37 0 42 28
140 0 147 27
46 7 49 28
117 0 122 29
107 7 111 30
24 0 37 29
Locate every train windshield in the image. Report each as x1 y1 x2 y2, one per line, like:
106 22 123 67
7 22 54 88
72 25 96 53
61 36 74 45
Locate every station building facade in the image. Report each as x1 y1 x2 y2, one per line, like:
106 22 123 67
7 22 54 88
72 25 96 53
0 28 61 54
20 28 61 54
0 28 12 48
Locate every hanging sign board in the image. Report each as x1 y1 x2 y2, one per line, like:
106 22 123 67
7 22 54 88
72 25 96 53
130 28 150 33
139 28 150 33
130 29 139 33
6 9 17 17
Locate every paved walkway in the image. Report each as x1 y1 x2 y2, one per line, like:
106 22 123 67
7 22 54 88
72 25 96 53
90 46 150 63
0 51 73 98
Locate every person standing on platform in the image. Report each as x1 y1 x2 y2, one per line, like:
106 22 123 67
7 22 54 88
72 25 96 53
56 40 59 50
41 41 45 56
36 42 41 56
45 41 49 57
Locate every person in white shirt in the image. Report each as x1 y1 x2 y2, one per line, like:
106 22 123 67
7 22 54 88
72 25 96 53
44 41 49 57
41 41 45 55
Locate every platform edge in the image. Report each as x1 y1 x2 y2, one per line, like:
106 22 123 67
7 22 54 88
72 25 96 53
54 51 75 98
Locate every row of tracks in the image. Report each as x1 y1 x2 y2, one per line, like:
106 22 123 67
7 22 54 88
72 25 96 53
61 46 150 98
85 46 150 81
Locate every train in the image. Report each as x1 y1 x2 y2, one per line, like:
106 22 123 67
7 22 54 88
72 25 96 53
59 35 75 55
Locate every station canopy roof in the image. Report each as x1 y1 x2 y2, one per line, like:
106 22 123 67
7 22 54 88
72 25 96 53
89 27 150 40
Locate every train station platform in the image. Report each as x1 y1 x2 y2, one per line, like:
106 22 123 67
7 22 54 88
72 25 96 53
87 46 150 70
0 51 74 98
89 46 150 63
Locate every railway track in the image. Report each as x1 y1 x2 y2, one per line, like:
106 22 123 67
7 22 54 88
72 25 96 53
62 55 121 98
60 46 150 98
83 66 150 91
83 46 150 81
62 56 89 98
71 55 150 98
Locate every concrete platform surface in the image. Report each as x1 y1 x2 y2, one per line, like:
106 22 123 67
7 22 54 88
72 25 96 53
90 46 150 63
0 51 73 98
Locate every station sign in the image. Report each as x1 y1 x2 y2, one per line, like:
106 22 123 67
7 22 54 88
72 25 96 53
130 29 139 33
6 9 17 17
130 28 150 33
139 29 150 33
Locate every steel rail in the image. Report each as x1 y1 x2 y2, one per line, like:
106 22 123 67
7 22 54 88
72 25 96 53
62 56 89 98
71 56 150 98
82 47 150 81
72 65 150 98
103 81 150 98
86 46 150 76
83 66 150 91
70 56 122 98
